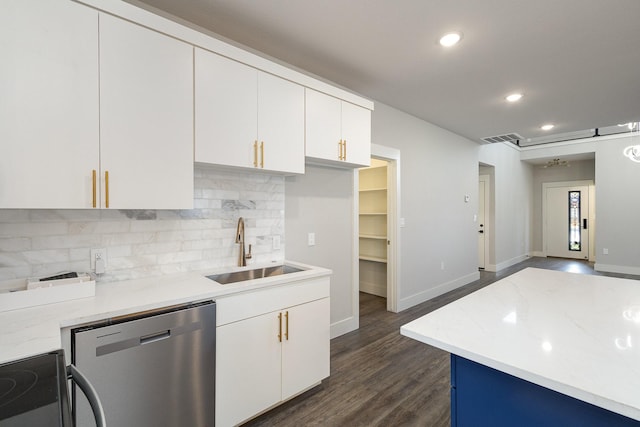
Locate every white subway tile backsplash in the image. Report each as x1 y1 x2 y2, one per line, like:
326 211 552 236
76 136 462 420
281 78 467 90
0 166 285 283
0 237 30 252
31 234 102 250
0 222 68 237
22 249 69 264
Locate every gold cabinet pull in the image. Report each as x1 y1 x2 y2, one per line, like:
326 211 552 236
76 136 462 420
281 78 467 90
92 169 97 208
260 141 264 168
343 139 347 161
278 312 282 342
253 141 258 167
105 171 109 208
338 140 343 160
285 311 289 341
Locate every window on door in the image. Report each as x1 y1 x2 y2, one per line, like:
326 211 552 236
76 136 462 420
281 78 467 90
569 191 581 251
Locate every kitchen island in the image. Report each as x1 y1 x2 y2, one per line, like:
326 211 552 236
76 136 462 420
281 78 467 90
401 268 640 426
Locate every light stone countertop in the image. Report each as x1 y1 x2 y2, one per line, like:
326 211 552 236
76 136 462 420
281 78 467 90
0 260 331 365
401 267 640 421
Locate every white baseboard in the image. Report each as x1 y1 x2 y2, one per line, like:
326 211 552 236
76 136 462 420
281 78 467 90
330 315 358 339
359 281 386 297
483 264 497 272
496 254 530 272
594 263 640 276
397 271 480 312
530 251 545 257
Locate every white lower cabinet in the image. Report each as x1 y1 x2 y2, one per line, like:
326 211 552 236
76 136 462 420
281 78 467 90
216 278 330 426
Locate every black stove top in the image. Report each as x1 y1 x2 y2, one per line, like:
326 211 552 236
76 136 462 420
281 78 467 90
0 350 71 427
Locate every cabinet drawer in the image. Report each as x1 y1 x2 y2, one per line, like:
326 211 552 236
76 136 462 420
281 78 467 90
216 277 330 326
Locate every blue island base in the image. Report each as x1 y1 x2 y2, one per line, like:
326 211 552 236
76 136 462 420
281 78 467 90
451 355 640 427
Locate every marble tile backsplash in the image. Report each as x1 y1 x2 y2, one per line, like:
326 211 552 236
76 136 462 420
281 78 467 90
0 166 285 283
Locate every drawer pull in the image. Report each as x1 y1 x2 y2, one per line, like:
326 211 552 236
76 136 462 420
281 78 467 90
92 169 97 208
285 311 289 341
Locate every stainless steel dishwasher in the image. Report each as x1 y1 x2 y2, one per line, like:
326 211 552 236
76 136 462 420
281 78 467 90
71 300 215 427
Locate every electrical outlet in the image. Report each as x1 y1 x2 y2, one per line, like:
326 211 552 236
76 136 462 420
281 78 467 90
440 261 445 270
308 232 316 246
273 235 281 250
90 248 107 272
603 248 609 255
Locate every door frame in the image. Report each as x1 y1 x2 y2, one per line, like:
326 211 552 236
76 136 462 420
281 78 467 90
353 144 401 313
478 174 490 270
542 180 595 262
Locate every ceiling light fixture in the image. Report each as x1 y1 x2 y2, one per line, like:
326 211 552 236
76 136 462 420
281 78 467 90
505 93 523 103
541 124 555 131
439 31 463 47
542 158 570 168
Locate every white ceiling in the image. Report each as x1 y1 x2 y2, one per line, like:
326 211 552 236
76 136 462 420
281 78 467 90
128 0 640 144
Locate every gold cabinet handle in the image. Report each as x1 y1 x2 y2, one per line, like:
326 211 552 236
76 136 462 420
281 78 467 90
253 141 258 167
105 171 109 208
92 170 97 208
260 141 264 168
343 139 347 161
278 312 282 342
338 140 343 160
285 311 289 341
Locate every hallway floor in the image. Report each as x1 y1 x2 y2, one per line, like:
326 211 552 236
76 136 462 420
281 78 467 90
243 257 640 426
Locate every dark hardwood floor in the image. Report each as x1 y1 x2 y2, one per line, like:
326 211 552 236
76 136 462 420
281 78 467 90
242 257 640 427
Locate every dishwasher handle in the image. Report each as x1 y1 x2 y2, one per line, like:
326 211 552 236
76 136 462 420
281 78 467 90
140 330 171 345
68 364 106 427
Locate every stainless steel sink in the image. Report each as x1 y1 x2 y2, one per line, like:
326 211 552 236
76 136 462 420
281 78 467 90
206 265 304 284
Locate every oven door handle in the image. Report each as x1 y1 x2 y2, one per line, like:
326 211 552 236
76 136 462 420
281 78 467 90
67 364 106 427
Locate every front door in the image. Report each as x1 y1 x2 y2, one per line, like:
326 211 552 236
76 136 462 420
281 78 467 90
545 185 589 259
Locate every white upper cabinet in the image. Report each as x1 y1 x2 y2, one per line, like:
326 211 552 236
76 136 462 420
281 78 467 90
195 48 305 174
257 72 305 174
195 48 257 169
0 0 99 208
99 14 194 209
305 88 371 168
341 101 372 167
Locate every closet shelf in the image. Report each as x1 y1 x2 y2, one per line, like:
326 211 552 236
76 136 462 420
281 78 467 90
359 234 387 240
359 187 387 192
359 255 387 263
359 212 387 216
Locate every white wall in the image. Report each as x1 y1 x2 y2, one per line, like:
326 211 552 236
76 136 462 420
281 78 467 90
284 165 356 338
479 142 534 270
372 103 480 311
594 133 640 274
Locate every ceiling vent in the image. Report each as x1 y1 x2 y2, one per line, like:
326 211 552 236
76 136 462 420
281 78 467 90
481 133 524 145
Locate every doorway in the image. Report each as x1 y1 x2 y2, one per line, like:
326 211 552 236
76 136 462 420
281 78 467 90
543 180 595 261
356 145 400 313
478 165 495 271
478 175 489 269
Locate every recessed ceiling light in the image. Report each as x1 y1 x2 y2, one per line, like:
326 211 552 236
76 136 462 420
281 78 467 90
505 93 523 103
541 124 555 131
439 31 463 47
